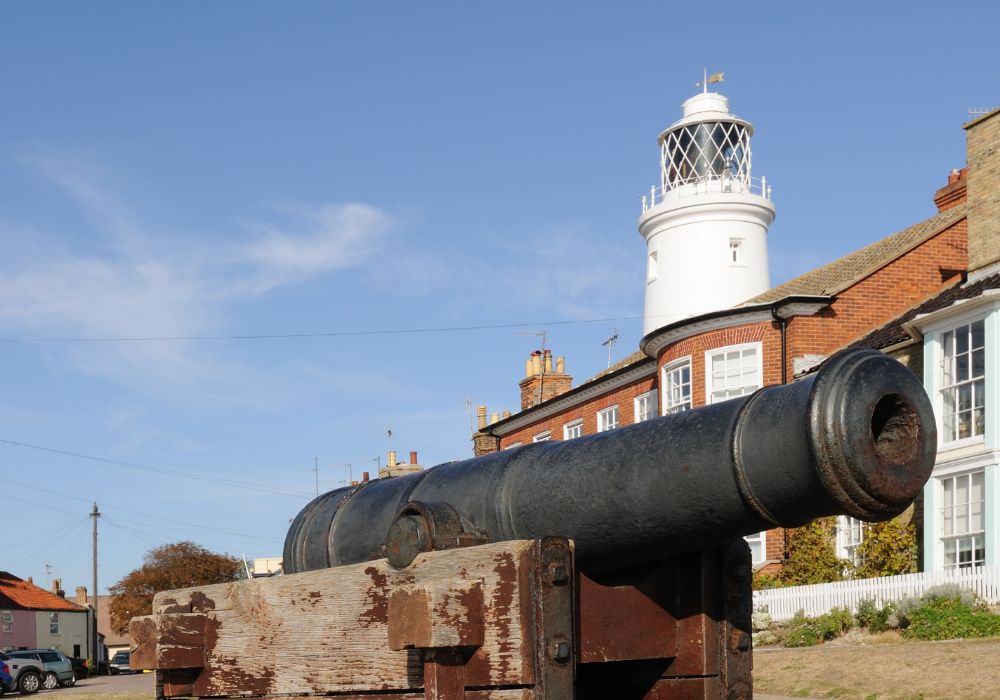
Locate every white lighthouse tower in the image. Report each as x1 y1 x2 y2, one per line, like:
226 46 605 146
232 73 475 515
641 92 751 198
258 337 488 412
638 85 775 336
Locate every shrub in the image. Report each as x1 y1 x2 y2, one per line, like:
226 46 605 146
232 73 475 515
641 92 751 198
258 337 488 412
751 608 773 632
752 630 778 646
903 595 1000 640
779 518 850 585
753 573 785 590
856 598 895 632
783 623 821 647
854 518 917 578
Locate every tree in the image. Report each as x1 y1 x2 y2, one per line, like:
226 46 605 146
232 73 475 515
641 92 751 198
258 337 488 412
777 517 849 586
108 541 242 635
854 518 917 578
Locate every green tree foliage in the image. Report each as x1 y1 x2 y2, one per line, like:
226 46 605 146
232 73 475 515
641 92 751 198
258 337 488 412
777 518 848 586
854 518 917 578
108 541 242 635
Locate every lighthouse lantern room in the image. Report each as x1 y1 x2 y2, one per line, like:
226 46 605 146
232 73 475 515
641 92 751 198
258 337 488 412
639 84 775 336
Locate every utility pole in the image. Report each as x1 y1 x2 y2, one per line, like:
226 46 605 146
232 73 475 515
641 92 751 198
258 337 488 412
314 457 319 497
90 503 101 673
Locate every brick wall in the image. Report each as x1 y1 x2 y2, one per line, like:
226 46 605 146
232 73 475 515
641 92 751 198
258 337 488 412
499 375 656 447
966 110 1000 271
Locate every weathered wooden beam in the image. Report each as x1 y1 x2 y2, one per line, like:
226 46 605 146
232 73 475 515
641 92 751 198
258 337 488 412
133 539 574 699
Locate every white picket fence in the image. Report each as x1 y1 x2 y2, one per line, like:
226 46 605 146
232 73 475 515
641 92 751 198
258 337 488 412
753 566 1000 621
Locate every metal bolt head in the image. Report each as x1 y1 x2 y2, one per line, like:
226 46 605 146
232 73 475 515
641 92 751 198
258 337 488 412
548 638 571 663
547 563 569 586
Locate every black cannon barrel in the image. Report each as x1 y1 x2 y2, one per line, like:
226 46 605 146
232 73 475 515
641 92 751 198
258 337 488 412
284 348 936 574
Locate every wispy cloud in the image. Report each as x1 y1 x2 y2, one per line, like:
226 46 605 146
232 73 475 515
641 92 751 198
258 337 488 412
242 203 390 292
0 153 392 402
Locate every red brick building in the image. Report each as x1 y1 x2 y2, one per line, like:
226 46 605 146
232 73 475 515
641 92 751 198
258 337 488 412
472 95 983 575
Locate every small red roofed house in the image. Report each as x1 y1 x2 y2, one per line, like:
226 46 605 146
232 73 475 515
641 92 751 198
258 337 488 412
0 572 94 659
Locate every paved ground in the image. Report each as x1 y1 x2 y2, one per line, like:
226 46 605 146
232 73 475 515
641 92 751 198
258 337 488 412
39 672 155 696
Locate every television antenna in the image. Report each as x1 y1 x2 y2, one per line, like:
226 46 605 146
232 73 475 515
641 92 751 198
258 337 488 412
601 330 620 369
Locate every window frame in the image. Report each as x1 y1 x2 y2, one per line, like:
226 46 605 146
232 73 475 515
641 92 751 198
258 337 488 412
532 430 551 443
836 515 865 567
662 357 692 415
938 318 986 445
49 611 59 635
744 530 767 566
1 610 12 633
634 390 658 423
596 405 619 433
938 470 986 570
704 342 763 405
563 419 583 440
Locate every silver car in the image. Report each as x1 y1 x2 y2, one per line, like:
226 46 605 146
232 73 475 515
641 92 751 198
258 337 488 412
3 649 76 690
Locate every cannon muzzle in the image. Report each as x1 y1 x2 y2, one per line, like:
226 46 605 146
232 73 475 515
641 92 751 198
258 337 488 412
284 348 935 574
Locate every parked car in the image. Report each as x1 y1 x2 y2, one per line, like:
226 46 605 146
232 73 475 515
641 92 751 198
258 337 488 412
3 649 76 689
0 651 43 694
69 656 89 680
0 656 14 695
109 650 133 675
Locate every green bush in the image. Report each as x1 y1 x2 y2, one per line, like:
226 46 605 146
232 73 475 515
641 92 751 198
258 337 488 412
780 607 853 647
856 598 895 632
783 622 821 647
903 596 1000 640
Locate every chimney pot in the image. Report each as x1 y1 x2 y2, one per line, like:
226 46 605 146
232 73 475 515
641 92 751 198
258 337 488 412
410 450 417 464
362 471 370 482
477 405 487 430
388 450 397 468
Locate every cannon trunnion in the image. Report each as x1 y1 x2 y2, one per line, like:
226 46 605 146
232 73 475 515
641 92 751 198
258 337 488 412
131 349 936 699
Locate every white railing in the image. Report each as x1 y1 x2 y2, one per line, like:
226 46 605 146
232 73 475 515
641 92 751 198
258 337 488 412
640 175 772 213
753 566 1000 621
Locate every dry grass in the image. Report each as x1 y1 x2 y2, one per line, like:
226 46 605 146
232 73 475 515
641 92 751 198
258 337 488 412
753 634 1000 699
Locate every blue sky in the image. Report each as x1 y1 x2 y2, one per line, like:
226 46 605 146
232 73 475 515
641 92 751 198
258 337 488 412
2 2 998 593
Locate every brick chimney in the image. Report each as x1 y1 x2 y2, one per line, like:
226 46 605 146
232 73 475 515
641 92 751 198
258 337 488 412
965 107 1000 271
52 579 65 598
933 167 967 212
518 350 572 409
471 405 500 457
75 586 88 606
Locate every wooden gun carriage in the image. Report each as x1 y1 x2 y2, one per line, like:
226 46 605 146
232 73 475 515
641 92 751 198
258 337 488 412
131 349 936 699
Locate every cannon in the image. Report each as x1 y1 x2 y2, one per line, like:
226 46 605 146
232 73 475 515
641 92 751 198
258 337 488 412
131 348 935 700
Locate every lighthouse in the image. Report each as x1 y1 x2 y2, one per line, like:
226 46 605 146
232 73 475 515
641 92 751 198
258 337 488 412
638 85 775 336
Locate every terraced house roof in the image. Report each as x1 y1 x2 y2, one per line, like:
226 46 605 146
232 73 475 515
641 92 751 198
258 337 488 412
0 571 87 611
744 204 967 304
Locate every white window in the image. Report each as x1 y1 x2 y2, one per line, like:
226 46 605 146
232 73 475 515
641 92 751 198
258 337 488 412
940 319 986 443
662 359 692 414
504 441 522 450
744 531 766 565
729 238 743 265
563 419 583 440
837 516 865 566
532 431 551 442
1 611 12 633
634 390 658 422
648 250 658 283
49 612 59 635
706 343 762 404
941 471 986 570
597 405 619 432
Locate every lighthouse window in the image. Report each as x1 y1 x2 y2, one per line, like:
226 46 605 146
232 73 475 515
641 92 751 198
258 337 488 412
648 251 658 282
729 239 743 264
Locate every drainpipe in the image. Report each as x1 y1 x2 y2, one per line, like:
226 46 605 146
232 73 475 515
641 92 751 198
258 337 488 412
772 307 788 384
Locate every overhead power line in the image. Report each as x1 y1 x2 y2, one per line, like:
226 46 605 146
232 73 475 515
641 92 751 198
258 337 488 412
0 315 643 344
0 438 313 498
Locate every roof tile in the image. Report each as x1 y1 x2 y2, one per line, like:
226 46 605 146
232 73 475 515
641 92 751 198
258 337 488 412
744 205 967 304
0 571 88 612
